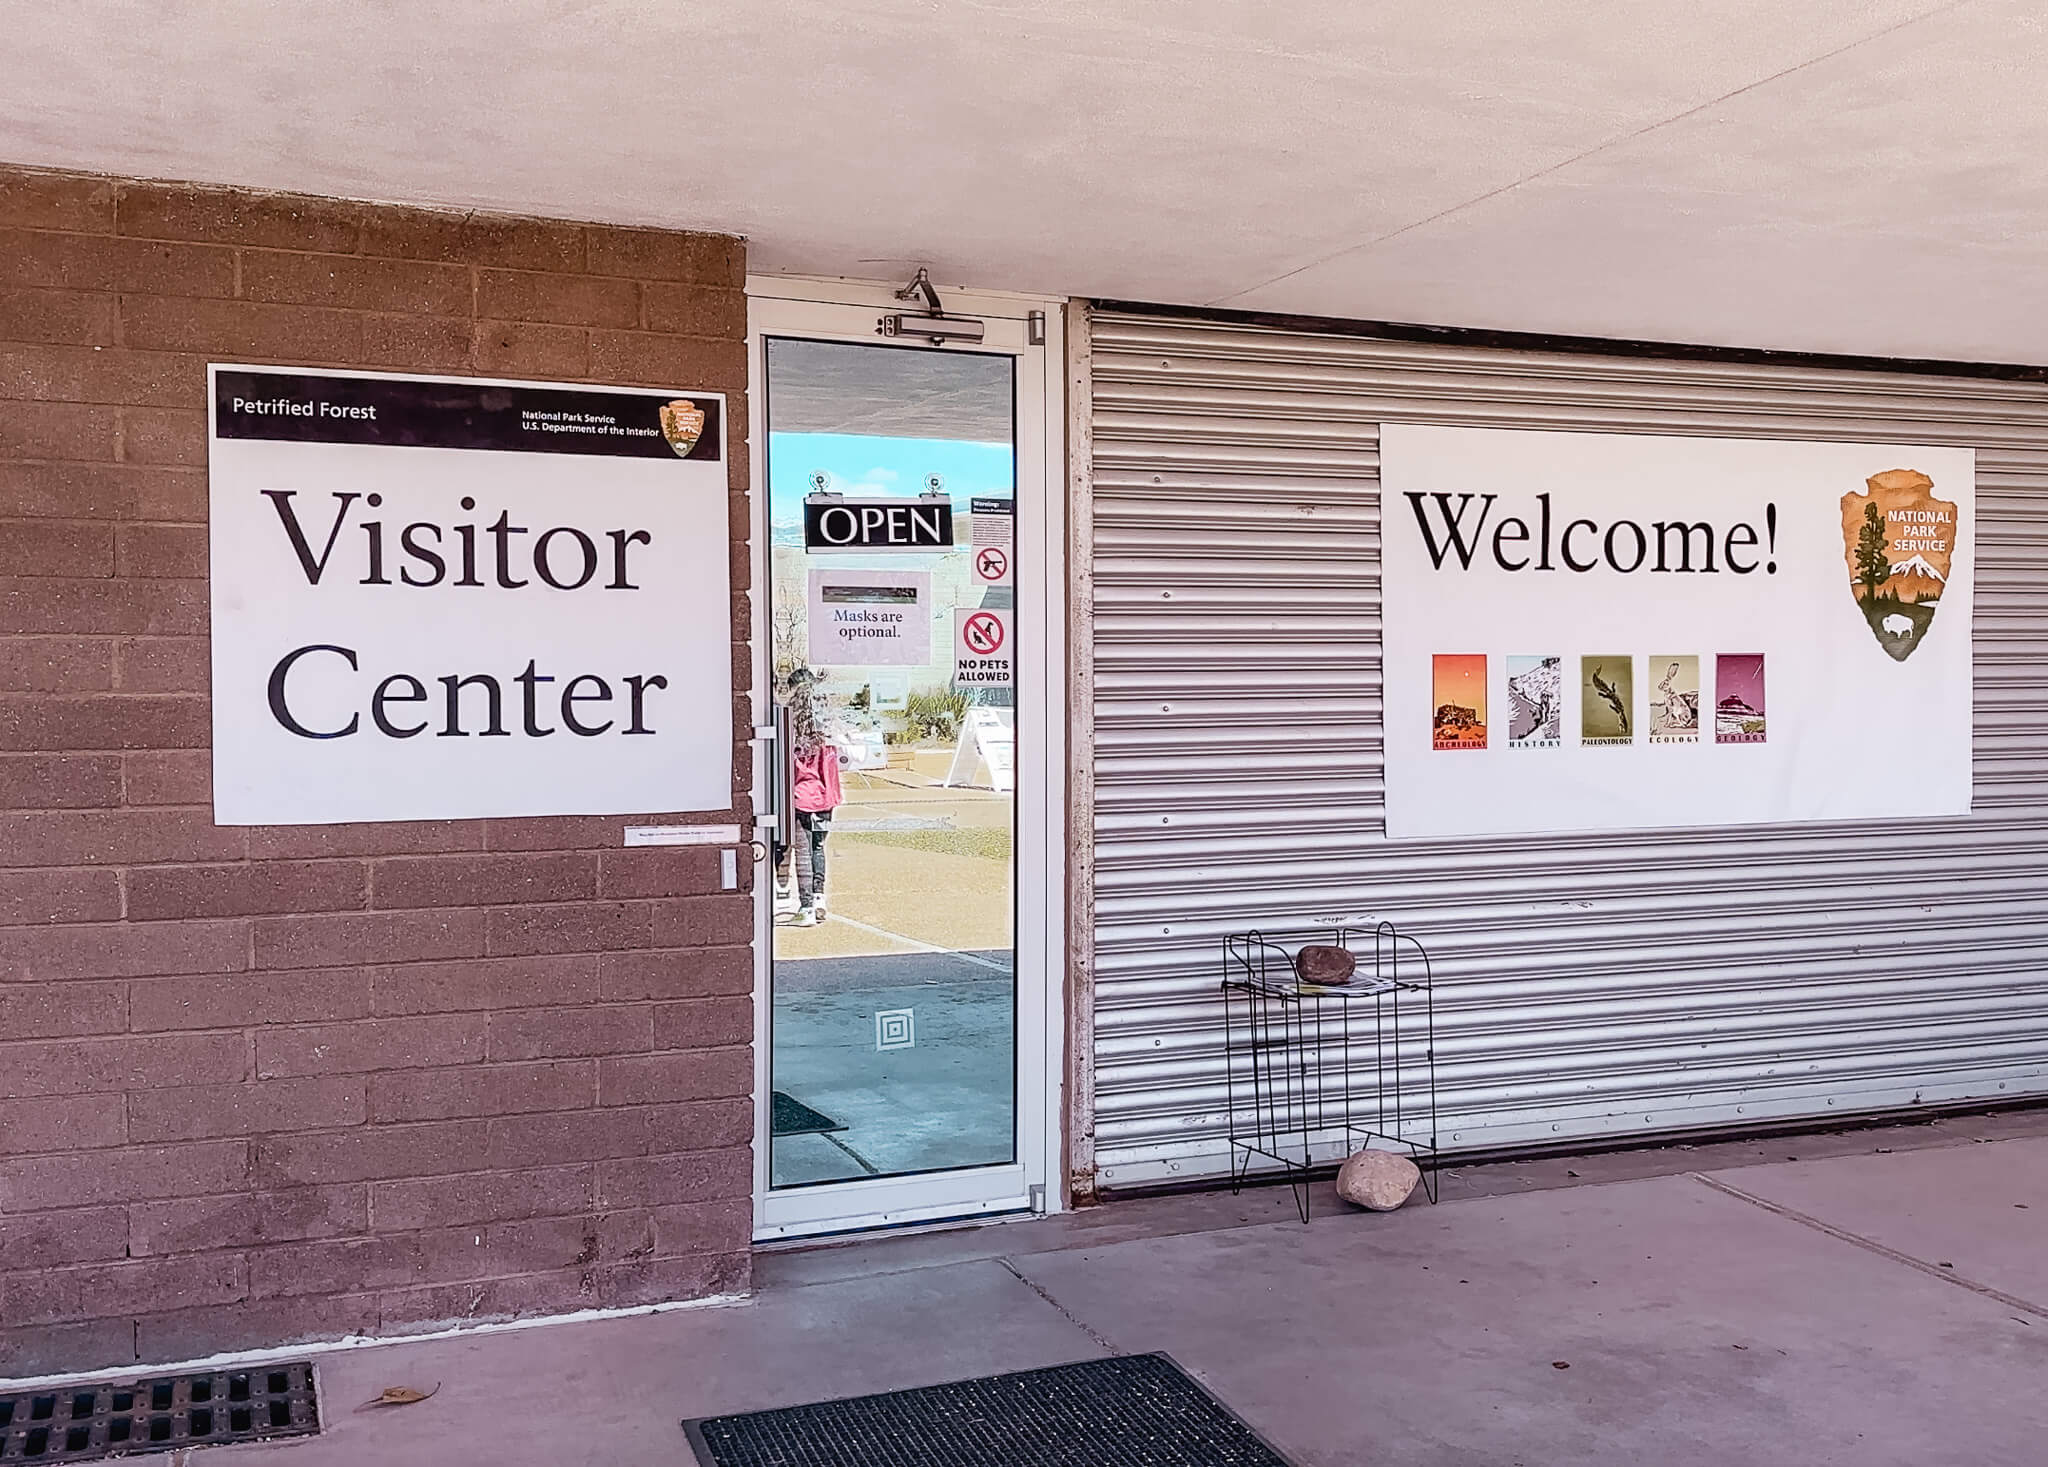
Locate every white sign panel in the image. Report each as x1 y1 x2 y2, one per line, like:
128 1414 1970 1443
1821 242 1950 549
1379 424 1974 839
208 365 733 825
807 569 931 666
953 607 1013 690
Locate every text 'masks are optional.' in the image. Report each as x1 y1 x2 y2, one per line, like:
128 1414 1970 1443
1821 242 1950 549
207 366 734 825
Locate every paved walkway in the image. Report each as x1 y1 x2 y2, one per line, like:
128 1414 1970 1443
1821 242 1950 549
129 1109 2048 1464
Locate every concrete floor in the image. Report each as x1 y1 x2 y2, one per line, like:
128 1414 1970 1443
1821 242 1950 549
148 1108 2048 1465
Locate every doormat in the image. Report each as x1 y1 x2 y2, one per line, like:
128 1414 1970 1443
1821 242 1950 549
683 1353 1293 1467
0 1362 319 1462
770 1090 846 1137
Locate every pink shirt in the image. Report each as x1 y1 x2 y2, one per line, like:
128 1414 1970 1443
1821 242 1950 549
792 746 843 813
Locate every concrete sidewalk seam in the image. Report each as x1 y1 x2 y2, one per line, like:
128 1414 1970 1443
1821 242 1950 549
1691 1172 2048 1322
997 1258 1123 1355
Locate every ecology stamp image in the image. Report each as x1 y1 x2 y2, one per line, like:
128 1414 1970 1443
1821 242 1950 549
1715 654 1767 743
1432 654 1487 750
1842 467 1956 662
1649 655 1700 742
1505 656 1562 747
1580 656 1634 744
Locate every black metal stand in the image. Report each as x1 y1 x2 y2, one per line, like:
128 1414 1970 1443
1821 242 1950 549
1221 921 1439 1222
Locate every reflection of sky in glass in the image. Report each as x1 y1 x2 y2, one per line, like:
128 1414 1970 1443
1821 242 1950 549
768 432 1014 540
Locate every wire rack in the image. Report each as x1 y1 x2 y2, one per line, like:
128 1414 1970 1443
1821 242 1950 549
1221 921 1439 1222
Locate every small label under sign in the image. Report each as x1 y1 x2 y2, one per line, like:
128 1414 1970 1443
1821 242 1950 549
623 823 741 847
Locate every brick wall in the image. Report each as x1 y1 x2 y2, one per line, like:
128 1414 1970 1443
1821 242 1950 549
0 164 756 1375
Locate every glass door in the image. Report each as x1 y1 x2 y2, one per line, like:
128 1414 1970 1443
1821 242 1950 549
748 289 1054 1238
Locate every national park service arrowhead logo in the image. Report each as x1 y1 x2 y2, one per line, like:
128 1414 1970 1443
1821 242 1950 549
1841 468 1957 662
658 398 705 458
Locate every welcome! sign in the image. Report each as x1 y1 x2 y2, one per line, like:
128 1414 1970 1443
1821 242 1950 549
1379 424 1974 839
208 365 732 824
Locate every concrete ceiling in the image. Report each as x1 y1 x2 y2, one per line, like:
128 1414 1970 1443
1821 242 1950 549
5 2 2047 363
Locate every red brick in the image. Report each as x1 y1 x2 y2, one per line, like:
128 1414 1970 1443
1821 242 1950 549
0 287 116 346
114 523 206 578
245 1228 495 1300
131 1293 382 1366
0 917 247 980
482 814 629 850
0 980 126 1038
0 576 207 635
600 1250 748 1308
0 1094 126 1152
598 847 722 899
473 319 587 377
485 900 651 957
370 852 597 910
369 1164 593 1231
377 1268 600 1331
113 636 207 691
0 1252 246 1327
123 749 210 805
116 182 363 252
0 343 202 409
128 966 372 1032
0 808 242 866
0 519 114 576
253 907 485 969
246 820 484 859
256 1014 486 1078
362 210 585 272
646 1197 752 1258
0 397 117 458
0 635 113 692
584 330 745 388
0 1318 137 1376
0 461 205 520
598 946 752 1001
130 1185 366 1256
128 859 367 920
651 894 752 948
0 866 121 923
0 1139 248 1209
585 227 740 284
0 693 208 750
360 312 473 372
121 295 364 359
487 1004 653 1062
129 1076 367 1142
241 250 471 315
0 230 235 297
0 171 115 232
488 1101 749 1170
651 997 753 1052
0 1032 248 1100
119 406 206 466
476 269 638 328
642 284 746 338
366 1059 595 1122
368 954 599 1015
598 1047 751 1107
0 1204 127 1268
0 752 123 807
253 1119 491 1186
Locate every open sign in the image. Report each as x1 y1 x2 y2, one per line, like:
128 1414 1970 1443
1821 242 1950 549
803 496 955 551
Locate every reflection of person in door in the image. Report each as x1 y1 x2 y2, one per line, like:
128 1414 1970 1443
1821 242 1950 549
782 668 844 927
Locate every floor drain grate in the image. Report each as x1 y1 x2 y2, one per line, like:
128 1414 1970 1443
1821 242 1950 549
684 1353 1294 1466
0 1361 320 1462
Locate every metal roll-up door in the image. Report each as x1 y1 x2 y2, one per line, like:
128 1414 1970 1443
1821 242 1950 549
1084 309 2048 1190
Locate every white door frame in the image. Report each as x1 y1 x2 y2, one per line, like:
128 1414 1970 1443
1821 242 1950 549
745 277 1067 1241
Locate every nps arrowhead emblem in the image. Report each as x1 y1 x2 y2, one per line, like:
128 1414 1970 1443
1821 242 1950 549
1841 468 1957 662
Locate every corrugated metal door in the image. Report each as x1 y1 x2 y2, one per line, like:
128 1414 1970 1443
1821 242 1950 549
1085 309 2048 1190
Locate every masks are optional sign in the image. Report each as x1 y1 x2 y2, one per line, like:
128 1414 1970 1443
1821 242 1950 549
208 365 732 824
1379 424 1975 839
